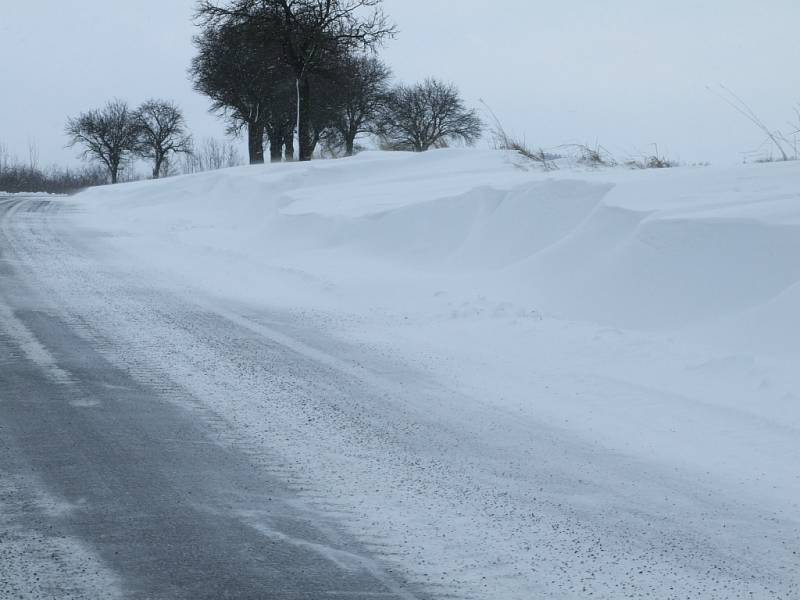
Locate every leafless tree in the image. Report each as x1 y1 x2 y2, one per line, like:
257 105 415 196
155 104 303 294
65 99 140 184
0 142 11 175
325 53 391 156
378 79 483 152
135 100 193 179
190 16 294 164
195 0 396 161
182 137 243 173
27 139 40 172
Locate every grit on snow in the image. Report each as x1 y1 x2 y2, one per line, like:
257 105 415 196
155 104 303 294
50 150 800 598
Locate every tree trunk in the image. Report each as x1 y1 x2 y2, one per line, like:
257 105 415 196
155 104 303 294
284 130 294 162
345 135 355 157
110 163 119 184
309 129 321 158
298 76 314 161
269 133 283 163
153 155 163 179
247 123 265 165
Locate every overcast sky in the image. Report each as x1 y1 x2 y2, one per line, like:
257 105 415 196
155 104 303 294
1 1 799 168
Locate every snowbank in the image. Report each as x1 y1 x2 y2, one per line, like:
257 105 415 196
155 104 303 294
75 149 800 346
69 149 800 599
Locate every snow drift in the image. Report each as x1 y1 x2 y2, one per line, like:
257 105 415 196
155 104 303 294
66 149 800 599
75 149 800 348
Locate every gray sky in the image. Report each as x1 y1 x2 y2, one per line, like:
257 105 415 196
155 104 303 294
1 0 798 168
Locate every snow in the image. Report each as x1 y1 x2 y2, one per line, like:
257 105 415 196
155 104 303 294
63 149 800 598
0 473 124 599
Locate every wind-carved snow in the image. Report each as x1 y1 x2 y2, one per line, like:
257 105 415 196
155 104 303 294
26 149 799 598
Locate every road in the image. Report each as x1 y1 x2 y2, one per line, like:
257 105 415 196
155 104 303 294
0 196 422 599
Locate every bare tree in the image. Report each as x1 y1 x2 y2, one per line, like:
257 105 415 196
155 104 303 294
378 79 483 152
182 137 243 173
27 139 40 172
0 142 10 175
195 0 396 161
297 69 354 158
326 53 391 156
135 100 193 179
65 99 140 184
191 16 294 164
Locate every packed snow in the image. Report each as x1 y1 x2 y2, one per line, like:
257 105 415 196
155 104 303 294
54 149 800 598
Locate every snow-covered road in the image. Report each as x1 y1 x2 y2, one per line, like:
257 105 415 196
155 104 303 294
0 197 425 599
2 151 799 599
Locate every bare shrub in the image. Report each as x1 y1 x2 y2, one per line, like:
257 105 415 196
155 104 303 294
709 84 796 162
572 143 616 168
624 145 678 170
481 101 558 170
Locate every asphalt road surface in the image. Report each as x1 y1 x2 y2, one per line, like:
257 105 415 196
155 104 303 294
0 196 422 599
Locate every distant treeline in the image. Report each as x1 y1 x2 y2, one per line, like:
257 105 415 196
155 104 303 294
0 143 108 195
0 136 245 194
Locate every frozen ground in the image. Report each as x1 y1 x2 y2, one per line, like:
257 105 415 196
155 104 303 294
7 149 800 598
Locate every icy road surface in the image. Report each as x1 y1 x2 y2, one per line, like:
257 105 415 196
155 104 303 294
0 197 422 599
2 150 800 600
